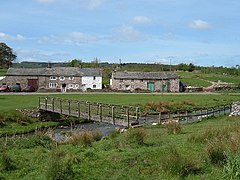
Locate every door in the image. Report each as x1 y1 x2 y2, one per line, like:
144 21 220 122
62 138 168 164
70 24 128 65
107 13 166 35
147 82 155 91
27 79 38 89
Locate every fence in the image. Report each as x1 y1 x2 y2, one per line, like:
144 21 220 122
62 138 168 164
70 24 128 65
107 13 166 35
140 104 232 125
39 96 140 127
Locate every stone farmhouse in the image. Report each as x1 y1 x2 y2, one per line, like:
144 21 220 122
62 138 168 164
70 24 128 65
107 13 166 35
1 67 102 92
111 71 179 92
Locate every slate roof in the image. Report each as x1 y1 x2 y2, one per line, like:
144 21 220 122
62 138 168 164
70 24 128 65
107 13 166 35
7 67 102 77
113 71 179 80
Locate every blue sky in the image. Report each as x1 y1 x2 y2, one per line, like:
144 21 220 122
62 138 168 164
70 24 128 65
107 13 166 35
0 0 239 67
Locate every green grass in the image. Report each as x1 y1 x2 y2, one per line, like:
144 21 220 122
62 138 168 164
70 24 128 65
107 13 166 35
1 115 240 179
177 71 240 86
0 93 239 113
0 69 7 76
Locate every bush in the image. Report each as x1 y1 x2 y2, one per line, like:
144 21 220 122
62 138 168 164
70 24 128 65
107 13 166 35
206 138 227 165
124 128 146 145
65 131 102 147
161 145 201 177
163 121 182 135
46 148 75 180
1 150 16 171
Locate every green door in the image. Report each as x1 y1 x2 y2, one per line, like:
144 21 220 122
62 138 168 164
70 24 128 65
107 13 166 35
147 82 155 91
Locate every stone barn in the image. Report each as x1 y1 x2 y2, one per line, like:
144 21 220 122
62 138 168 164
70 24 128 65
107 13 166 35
111 71 179 92
1 67 102 92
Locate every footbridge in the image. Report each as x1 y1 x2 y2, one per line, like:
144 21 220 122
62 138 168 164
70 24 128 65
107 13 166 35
38 96 140 127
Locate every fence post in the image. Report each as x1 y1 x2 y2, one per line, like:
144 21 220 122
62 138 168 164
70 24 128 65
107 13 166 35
207 109 209 118
78 102 80 118
60 99 62 114
99 104 102 122
135 107 139 122
45 97 48 110
38 97 41 109
126 108 129 128
112 106 115 125
52 98 55 112
158 112 161 124
186 111 188 123
88 102 91 121
68 100 71 115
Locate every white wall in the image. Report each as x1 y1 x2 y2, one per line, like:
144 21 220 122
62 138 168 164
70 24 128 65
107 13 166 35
81 76 102 90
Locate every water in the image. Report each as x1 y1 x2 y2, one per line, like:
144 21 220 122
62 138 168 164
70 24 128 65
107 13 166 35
53 122 126 141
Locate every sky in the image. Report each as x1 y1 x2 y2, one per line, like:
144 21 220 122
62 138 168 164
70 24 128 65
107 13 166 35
0 0 240 67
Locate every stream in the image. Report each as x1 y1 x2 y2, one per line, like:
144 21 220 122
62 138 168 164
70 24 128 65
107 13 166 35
53 122 126 141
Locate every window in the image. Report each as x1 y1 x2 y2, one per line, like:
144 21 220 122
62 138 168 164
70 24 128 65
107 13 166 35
93 76 96 80
68 84 74 88
59 76 65 81
120 79 123 83
131 79 134 82
50 76 57 80
49 83 57 88
141 79 144 82
69 77 74 80
93 85 96 88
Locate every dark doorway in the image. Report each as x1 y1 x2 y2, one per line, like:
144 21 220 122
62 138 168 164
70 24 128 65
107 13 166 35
27 79 38 89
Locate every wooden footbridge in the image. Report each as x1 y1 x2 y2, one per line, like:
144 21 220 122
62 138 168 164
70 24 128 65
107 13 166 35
38 96 140 127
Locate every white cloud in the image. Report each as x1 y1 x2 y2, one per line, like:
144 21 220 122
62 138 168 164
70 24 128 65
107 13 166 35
16 48 69 61
36 0 56 4
88 0 105 10
189 20 212 30
38 32 98 45
133 16 152 24
114 25 145 42
0 32 25 41
69 32 98 43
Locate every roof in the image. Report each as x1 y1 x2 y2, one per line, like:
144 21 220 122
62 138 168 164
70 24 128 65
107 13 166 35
113 71 179 80
6 67 102 77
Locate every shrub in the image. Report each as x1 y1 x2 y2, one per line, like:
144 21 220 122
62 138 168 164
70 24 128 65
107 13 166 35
46 148 75 180
65 131 102 147
163 121 182 135
206 138 227 165
161 145 201 177
223 153 240 180
124 128 146 145
1 150 16 171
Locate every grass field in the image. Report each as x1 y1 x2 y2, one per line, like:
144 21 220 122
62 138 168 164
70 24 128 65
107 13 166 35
1 93 240 179
0 93 239 113
0 69 7 76
177 71 240 86
1 114 240 179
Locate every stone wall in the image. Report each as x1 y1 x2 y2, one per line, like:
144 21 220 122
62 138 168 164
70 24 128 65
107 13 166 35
112 78 179 92
229 102 240 116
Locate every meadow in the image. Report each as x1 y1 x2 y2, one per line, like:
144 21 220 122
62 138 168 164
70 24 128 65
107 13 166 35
1 93 240 179
177 71 240 87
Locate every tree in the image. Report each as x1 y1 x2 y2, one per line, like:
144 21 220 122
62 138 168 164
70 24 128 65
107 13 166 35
0 42 16 68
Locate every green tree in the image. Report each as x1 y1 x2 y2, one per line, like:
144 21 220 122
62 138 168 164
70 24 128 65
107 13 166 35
0 42 16 68
69 59 82 67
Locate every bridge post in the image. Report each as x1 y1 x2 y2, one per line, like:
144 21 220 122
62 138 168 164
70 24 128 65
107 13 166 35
45 97 48 110
60 99 62 114
112 106 115 125
52 98 55 112
87 102 91 121
38 97 41 109
135 107 139 122
99 104 102 122
126 108 129 128
68 100 71 115
77 102 80 118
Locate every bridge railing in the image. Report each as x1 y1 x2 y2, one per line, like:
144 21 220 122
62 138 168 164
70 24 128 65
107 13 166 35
39 96 139 127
